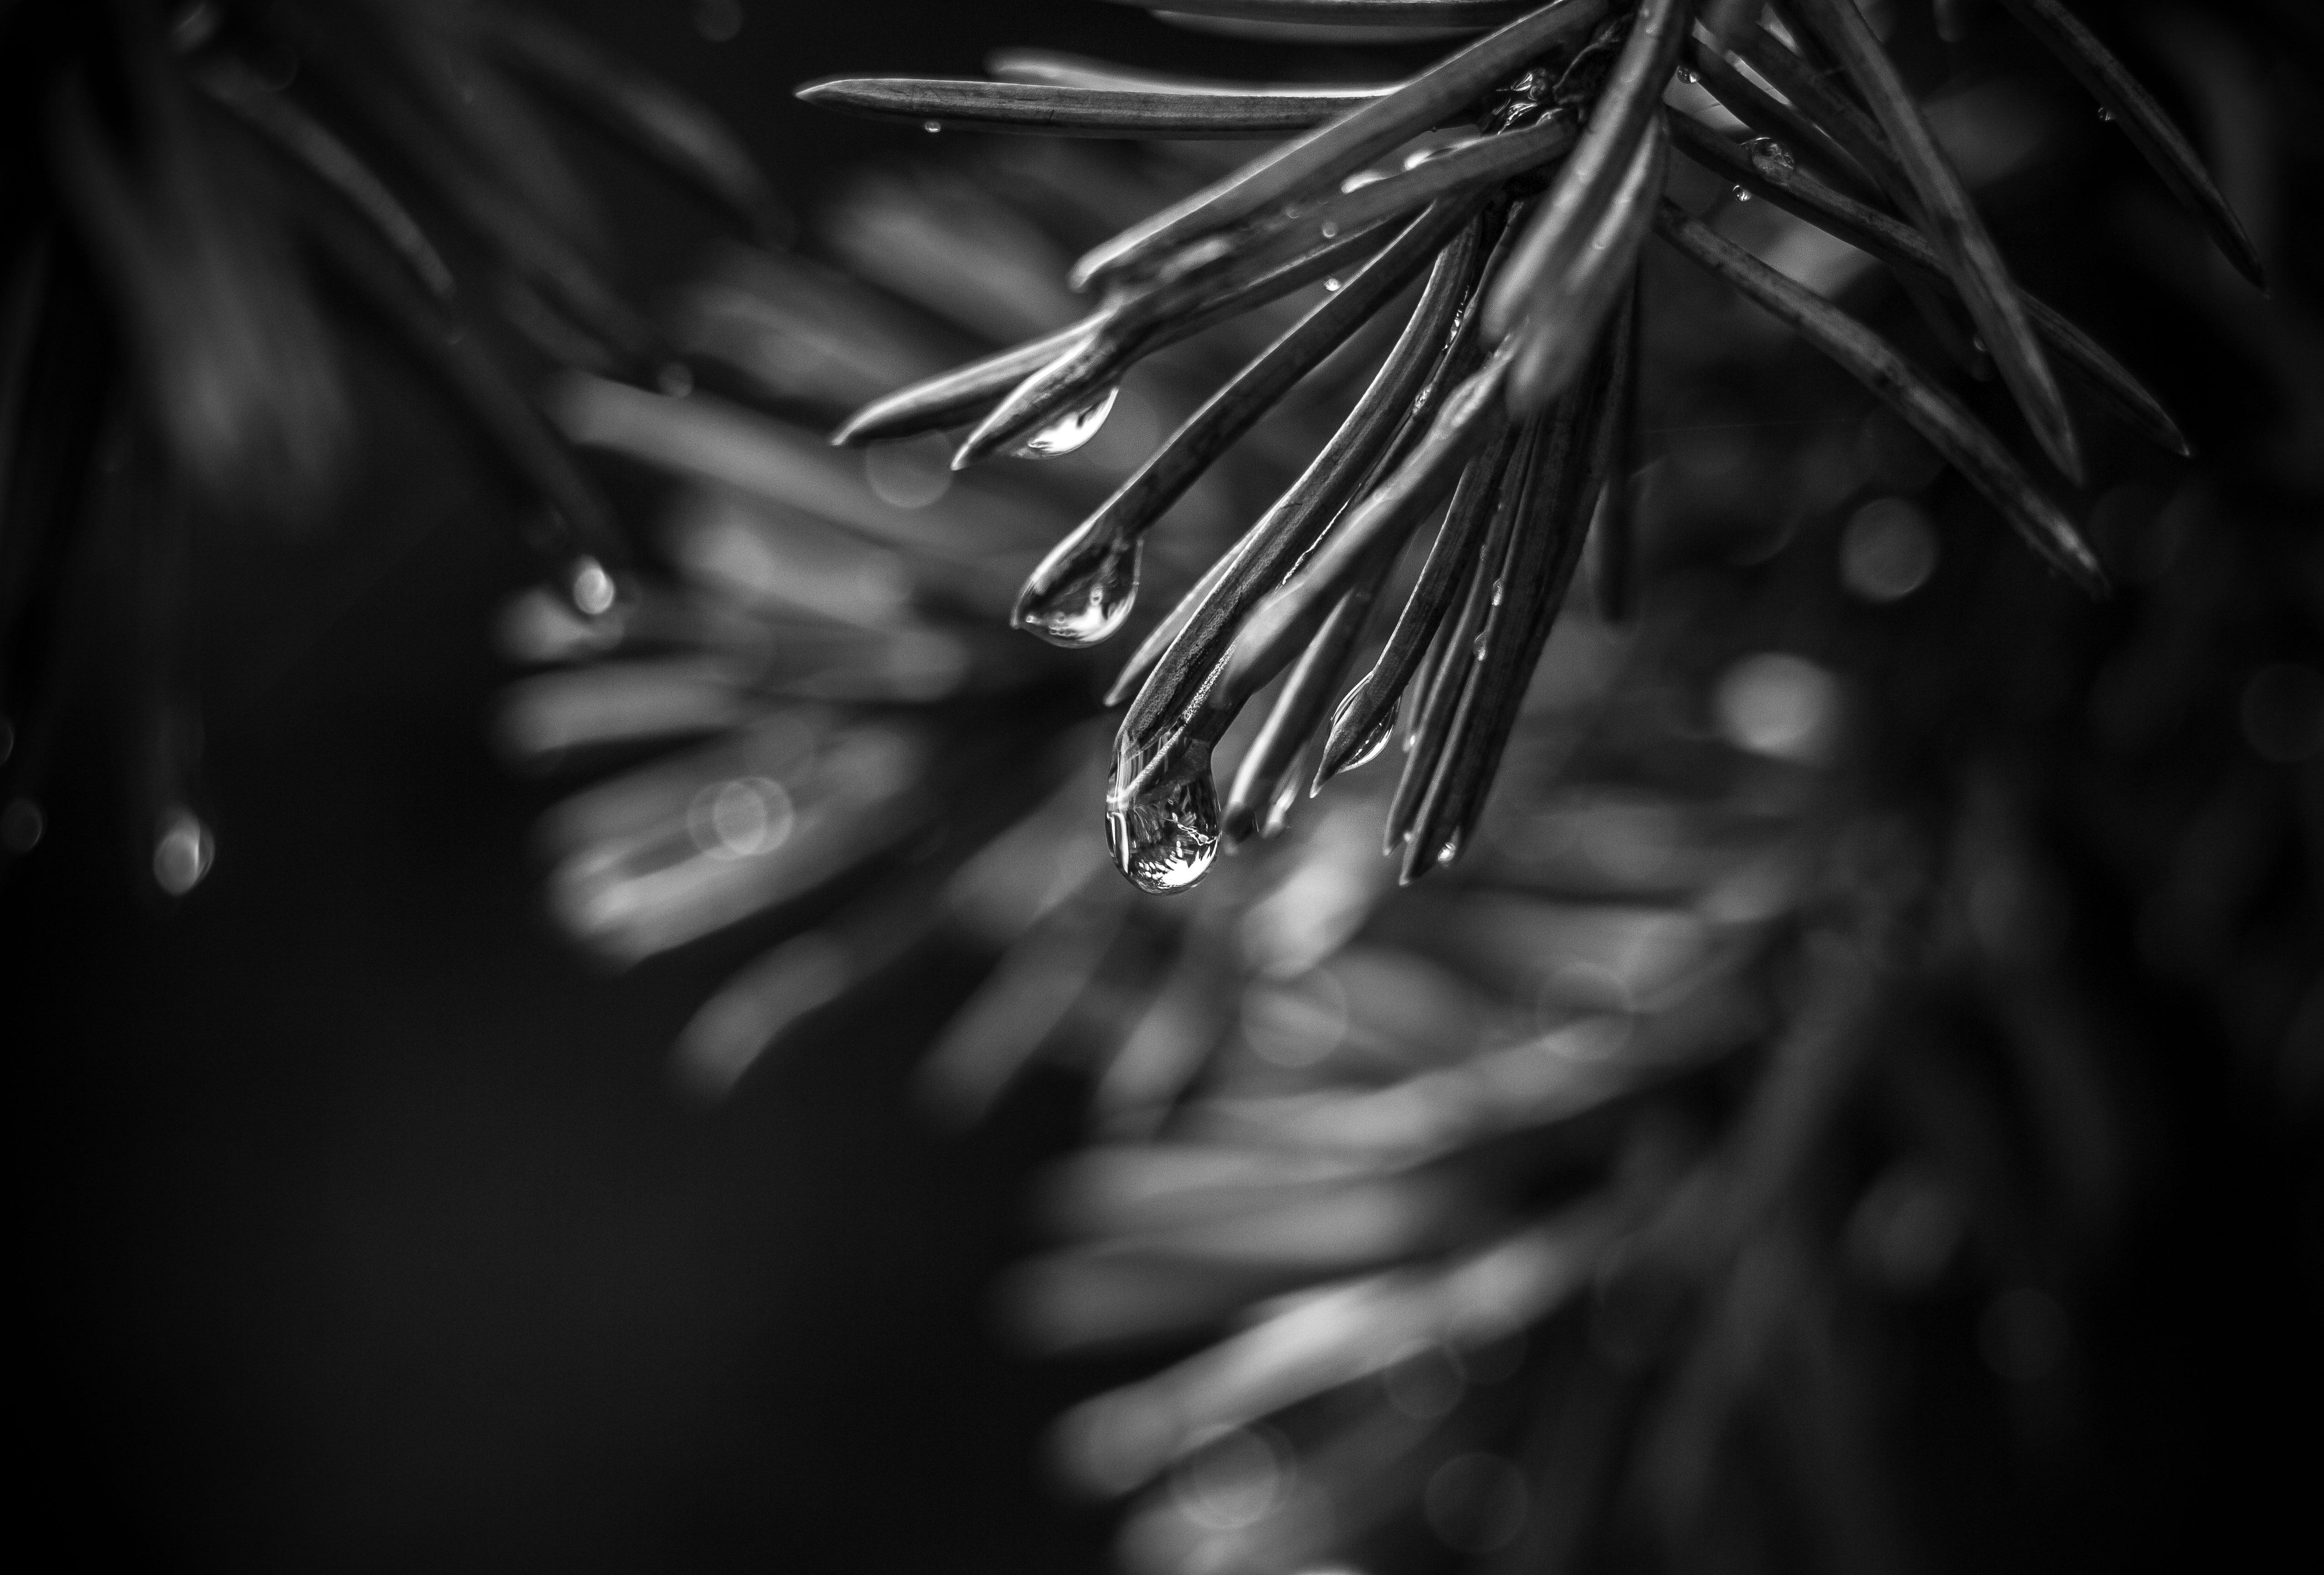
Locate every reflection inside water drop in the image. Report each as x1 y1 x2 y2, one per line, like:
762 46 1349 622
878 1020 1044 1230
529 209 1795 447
1015 538 1140 648
1011 385 1119 459
1105 748 1219 894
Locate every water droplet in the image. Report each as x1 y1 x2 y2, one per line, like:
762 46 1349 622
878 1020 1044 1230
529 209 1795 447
570 556 617 616
152 807 214 895
1329 686 1394 772
2098 107 2116 123
1732 185 1753 202
1014 538 1141 648
1010 384 1118 459
1472 633 1489 660
1678 65 1701 85
923 119 942 133
1323 277 1342 293
1747 138 1797 176
1440 833 1461 862
1319 220 1340 238
1105 748 1220 894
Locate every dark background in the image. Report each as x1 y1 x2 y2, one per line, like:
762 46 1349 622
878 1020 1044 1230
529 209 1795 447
9 4 2316 1571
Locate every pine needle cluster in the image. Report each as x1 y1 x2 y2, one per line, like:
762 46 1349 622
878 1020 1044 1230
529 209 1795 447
521 1 2318 1570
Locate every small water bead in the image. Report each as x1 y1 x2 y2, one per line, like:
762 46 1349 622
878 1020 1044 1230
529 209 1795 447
1323 277 1343 293
1010 384 1119 459
1677 65 1701 86
1014 539 1141 648
570 555 617 617
1105 751 1220 894
152 807 215 895
1319 220 1340 238
1747 138 1797 176
1732 185 1753 202
2098 107 2116 123
923 119 941 133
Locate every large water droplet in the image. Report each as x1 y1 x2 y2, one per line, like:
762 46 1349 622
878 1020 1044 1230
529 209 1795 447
1747 138 1797 177
1015 538 1141 648
1105 749 1219 894
1011 385 1119 459
1330 685 1395 773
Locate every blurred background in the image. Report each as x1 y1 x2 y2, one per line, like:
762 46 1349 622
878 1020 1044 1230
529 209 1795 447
9 2 2319 1571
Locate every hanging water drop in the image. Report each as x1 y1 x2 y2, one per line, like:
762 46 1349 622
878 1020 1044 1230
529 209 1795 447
1732 185 1753 202
1748 138 1796 177
1105 749 1220 894
1678 65 1701 85
2098 107 2116 123
1011 384 1119 459
923 119 942 133
1014 538 1141 648
1324 277 1343 293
